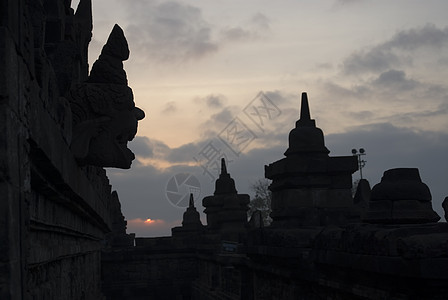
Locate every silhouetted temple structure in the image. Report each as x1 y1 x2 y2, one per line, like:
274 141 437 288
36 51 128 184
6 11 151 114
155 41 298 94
266 92 358 227
1 1 447 299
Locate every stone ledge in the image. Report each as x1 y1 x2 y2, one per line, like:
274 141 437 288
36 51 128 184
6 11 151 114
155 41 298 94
28 95 112 231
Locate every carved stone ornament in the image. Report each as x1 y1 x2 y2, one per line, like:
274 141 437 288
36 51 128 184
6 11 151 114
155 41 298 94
68 24 145 169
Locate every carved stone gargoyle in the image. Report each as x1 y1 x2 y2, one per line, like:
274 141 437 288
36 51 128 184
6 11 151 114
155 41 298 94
68 24 145 169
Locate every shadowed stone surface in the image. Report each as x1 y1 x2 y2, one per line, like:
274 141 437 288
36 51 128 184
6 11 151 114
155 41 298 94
364 168 440 224
353 178 371 216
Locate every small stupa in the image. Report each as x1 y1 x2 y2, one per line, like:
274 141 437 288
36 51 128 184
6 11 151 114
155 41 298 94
172 194 204 237
202 159 249 241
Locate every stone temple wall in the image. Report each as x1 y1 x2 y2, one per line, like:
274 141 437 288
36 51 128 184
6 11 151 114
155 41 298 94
0 1 127 299
103 222 448 300
102 237 199 300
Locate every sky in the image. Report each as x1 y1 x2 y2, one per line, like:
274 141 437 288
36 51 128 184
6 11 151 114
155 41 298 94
72 0 448 236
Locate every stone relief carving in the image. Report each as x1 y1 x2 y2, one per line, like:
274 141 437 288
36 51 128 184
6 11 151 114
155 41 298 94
68 24 144 169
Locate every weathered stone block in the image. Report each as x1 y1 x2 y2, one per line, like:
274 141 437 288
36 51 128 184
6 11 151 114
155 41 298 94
317 189 352 208
0 27 19 112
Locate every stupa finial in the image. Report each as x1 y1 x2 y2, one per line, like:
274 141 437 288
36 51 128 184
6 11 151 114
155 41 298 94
214 158 237 195
296 92 315 127
300 92 311 120
221 158 228 175
189 193 194 208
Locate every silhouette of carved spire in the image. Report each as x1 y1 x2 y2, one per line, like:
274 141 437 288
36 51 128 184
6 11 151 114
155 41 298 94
88 24 129 85
214 158 237 195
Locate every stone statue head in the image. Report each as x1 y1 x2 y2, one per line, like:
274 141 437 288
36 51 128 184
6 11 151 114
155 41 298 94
68 24 145 169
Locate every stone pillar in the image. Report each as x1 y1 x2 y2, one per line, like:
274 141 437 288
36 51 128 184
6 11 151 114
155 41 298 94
265 92 358 227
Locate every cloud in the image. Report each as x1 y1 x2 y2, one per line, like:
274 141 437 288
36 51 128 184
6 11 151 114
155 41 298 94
194 94 227 109
212 108 234 124
220 13 270 42
198 106 240 139
372 69 418 90
206 95 225 108
129 136 170 160
334 0 364 5
383 24 448 51
321 81 371 101
130 135 221 166
166 142 205 163
342 48 401 75
120 2 272 64
220 27 252 42
315 62 333 70
318 74 448 134
342 24 448 75
251 13 270 31
125 0 218 62
128 136 154 158
161 101 177 114
376 100 448 125
331 0 366 10
347 110 374 121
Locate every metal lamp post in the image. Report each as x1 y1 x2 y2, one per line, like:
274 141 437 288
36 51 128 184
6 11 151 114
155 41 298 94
351 148 367 179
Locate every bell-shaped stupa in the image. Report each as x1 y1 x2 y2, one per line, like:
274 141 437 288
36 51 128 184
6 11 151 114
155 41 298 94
203 159 249 241
172 194 204 237
284 92 329 157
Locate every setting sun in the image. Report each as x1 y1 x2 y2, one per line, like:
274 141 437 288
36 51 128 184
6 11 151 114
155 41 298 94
144 218 154 223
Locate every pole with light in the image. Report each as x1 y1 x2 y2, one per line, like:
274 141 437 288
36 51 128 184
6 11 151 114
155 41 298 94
351 148 366 179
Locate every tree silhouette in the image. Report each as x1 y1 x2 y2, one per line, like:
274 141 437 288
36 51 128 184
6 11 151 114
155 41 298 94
247 178 272 226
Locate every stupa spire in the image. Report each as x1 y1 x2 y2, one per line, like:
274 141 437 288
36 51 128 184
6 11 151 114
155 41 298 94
300 92 311 120
189 193 194 208
214 158 237 195
296 92 315 127
221 158 227 174
179 193 203 230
